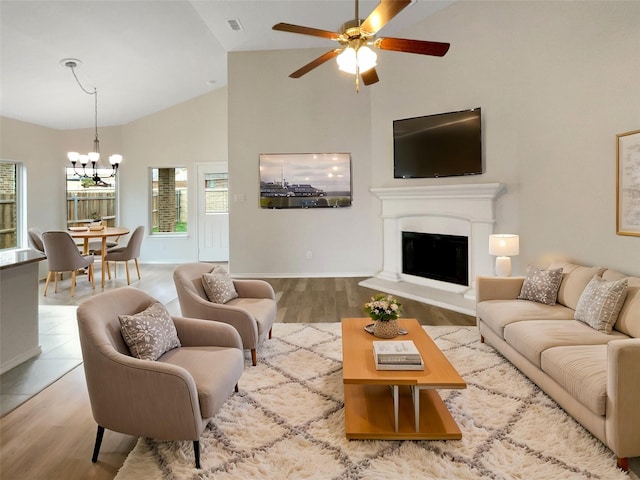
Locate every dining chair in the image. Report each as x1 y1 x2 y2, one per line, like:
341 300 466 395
42 231 95 297
104 226 144 285
27 228 45 254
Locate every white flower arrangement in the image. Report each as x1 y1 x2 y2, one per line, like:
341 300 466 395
364 293 401 322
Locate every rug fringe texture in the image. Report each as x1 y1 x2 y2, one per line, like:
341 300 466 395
114 324 630 480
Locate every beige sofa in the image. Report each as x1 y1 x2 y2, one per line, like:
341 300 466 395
476 262 640 471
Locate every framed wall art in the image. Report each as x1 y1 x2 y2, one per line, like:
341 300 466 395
259 153 352 209
617 129 640 236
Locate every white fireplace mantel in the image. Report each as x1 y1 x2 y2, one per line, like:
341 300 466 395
361 183 505 315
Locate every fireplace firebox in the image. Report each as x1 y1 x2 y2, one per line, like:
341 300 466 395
402 232 469 286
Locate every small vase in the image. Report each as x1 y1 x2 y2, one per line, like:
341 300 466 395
373 319 399 339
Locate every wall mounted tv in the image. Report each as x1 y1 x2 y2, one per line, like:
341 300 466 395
393 108 482 179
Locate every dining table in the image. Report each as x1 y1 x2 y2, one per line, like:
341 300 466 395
69 226 130 288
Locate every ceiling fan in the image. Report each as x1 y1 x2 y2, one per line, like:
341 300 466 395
272 0 450 91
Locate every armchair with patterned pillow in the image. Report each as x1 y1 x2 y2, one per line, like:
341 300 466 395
76 286 244 469
173 262 277 366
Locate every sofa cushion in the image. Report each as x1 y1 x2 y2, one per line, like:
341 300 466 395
574 276 628 334
503 320 627 368
517 266 563 305
202 266 239 304
603 271 640 338
549 262 607 310
119 302 181 361
477 299 575 339
159 346 244 418
540 345 607 416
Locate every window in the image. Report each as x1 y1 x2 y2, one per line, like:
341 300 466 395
204 173 229 214
151 167 188 234
0 162 20 250
66 167 117 226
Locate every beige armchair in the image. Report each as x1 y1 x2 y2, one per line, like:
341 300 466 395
173 262 277 366
77 286 244 469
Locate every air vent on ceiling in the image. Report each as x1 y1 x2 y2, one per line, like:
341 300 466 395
226 18 243 31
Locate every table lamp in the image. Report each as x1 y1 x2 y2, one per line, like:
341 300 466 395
489 234 520 277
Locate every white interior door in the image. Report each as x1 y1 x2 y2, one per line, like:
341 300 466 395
197 162 229 262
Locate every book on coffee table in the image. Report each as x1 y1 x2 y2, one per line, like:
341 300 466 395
373 340 424 370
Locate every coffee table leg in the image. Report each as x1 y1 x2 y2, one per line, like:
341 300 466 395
393 385 399 432
413 386 420 431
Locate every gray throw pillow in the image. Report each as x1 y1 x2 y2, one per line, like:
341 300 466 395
574 275 628 334
119 302 181 360
517 266 563 305
202 266 238 304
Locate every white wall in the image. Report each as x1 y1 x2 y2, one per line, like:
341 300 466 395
369 1 640 276
3 1 639 279
119 88 228 263
227 49 379 276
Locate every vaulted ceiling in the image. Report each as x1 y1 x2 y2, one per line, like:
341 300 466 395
0 0 450 130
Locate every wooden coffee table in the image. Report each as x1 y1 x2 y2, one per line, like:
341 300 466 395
341 318 466 440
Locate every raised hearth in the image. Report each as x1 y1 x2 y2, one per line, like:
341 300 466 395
361 183 505 315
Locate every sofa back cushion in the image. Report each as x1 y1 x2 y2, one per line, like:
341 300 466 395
603 270 640 338
549 262 606 310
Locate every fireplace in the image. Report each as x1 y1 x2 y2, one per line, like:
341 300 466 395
402 232 469 286
360 183 505 314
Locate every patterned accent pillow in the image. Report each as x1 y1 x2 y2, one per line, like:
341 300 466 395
119 302 181 360
517 266 563 305
202 266 238 304
574 276 628 334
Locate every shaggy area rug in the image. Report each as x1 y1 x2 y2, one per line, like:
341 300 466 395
114 323 630 480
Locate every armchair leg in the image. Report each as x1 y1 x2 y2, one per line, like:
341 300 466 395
269 327 272 339
92 425 105 463
235 384 239 393
193 440 201 469
251 349 257 366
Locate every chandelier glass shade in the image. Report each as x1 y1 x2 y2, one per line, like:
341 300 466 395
63 59 122 185
336 45 377 75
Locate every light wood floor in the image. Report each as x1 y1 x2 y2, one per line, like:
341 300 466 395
0 263 474 480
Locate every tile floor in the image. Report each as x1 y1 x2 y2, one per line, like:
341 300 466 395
1 305 81 416
1 300 182 417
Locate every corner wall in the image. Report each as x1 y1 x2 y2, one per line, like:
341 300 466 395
227 49 379 276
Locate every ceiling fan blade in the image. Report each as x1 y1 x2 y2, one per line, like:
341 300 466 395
361 68 379 86
360 0 411 35
273 23 340 40
376 37 450 56
289 49 342 78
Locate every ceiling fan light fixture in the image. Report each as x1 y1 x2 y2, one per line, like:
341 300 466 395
336 45 377 75
357 45 377 72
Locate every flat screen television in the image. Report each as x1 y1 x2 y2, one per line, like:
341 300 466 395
393 108 482 179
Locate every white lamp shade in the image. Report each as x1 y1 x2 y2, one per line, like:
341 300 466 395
489 234 520 256
67 151 80 162
337 47 357 74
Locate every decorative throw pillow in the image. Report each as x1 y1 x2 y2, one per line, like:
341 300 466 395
574 276 628 334
119 302 181 360
202 266 238 304
517 266 563 305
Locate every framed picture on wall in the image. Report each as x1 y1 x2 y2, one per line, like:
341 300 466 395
259 153 352 209
617 129 640 236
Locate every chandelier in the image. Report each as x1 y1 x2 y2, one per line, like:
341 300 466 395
63 59 122 186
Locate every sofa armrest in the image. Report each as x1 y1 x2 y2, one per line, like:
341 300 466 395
172 316 243 350
233 279 276 300
476 275 525 303
606 338 640 458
